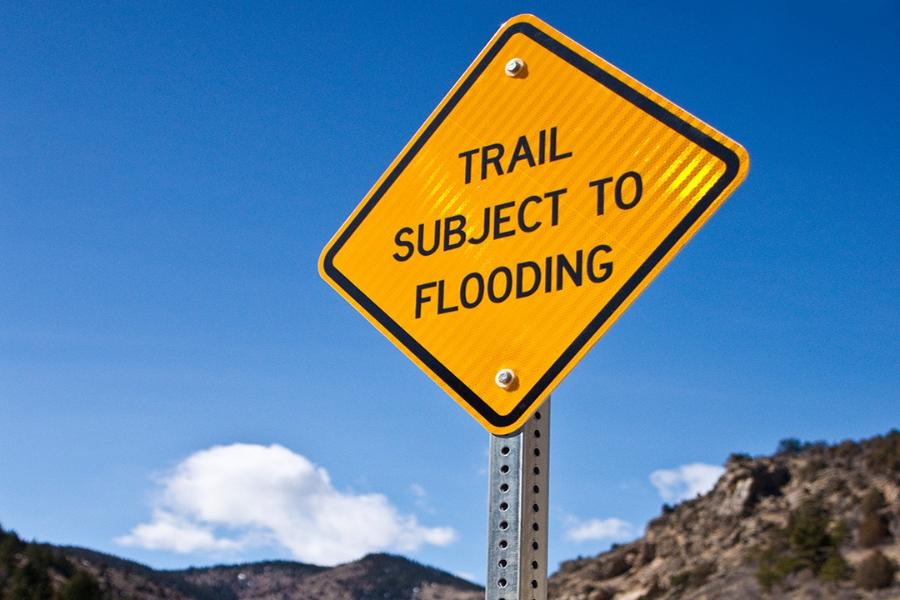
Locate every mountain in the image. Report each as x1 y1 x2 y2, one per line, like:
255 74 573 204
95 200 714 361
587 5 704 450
0 533 482 600
549 430 899 599
170 553 482 600
2 430 898 599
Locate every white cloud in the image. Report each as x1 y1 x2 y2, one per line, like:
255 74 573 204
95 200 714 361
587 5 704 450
649 463 724 503
409 482 435 514
410 483 427 498
564 516 635 543
118 510 245 553
117 444 456 565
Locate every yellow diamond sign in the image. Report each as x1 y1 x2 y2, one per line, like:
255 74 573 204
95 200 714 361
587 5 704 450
319 14 748 435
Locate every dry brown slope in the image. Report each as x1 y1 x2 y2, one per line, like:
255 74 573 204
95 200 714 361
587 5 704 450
176 553 482 600
549 431 900 600
8 540 483 599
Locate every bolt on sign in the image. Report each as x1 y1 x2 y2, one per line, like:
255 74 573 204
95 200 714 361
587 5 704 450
320 14 748 435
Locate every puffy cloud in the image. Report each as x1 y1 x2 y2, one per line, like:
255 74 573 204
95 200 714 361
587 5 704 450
564 516 635 543
117 444 456 565
117 510 244 553
649 463 724 503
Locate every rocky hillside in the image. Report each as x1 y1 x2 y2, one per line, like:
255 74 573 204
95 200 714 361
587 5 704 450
170 553 483 600
3 430 897 599
549 430 900 599
0 531 482 600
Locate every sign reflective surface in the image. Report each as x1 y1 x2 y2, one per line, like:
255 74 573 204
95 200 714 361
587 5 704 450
320 14 748 434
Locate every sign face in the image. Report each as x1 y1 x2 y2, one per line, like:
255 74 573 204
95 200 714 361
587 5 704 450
320 14 748 435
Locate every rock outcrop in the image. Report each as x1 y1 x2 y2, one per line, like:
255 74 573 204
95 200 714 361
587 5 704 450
549 431 900 599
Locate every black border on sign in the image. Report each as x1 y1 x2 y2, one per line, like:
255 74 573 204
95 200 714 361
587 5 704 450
322 21 741 429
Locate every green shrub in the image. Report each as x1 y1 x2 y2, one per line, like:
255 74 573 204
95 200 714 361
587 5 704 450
0 530 24 570
776 438 826 455
818 550 851 582
787 499 832 571
854 550 896 590
860 488 886 514
829 520 850 545
835 440 860 460
57 571 104 600
728 452 751 462
866 430 900 475
4 560 54 600
858 512 890 548
0 529 100 600
753 497 850 590
669 565 713 591
777 439 805 454
755 547 800 592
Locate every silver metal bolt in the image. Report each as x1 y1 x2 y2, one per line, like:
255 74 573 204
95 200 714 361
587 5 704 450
505 58 525 77
495 368 516 389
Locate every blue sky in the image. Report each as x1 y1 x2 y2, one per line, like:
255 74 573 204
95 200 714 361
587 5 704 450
1 0 898 584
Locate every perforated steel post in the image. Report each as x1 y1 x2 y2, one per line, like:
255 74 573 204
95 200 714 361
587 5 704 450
486 399 550 600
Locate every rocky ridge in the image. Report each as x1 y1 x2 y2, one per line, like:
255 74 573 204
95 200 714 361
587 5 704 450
548 431 900 599
3 431 897 599
0 536 482 600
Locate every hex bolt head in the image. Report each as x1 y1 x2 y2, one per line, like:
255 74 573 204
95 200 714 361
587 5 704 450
504 58 525 77
495 368 516 389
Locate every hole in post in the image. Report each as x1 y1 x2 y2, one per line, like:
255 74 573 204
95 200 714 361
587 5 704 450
533 466 540 475
533 484 540 493
532 560 538 569
500 446 510 455
499 559 507 568
500 465 510 474
499 502 509 511
533 448 540 457
531 580 538 589
533 522 540 531
498 578 507 588
533 503 539 512
534 429 541 438
535 411 542 420
499 540 508 549
499 521 508 530
532 541 539 550
500 483 509 493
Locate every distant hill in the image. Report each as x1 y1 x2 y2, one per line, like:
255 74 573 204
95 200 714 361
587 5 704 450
0 531 482 599
549 430 899 599
2 430 898 599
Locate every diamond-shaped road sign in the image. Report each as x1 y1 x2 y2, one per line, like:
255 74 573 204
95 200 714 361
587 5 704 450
319 14 748 435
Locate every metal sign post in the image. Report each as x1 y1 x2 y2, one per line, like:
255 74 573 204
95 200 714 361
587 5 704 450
487 399 550 600
319 13 747 599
